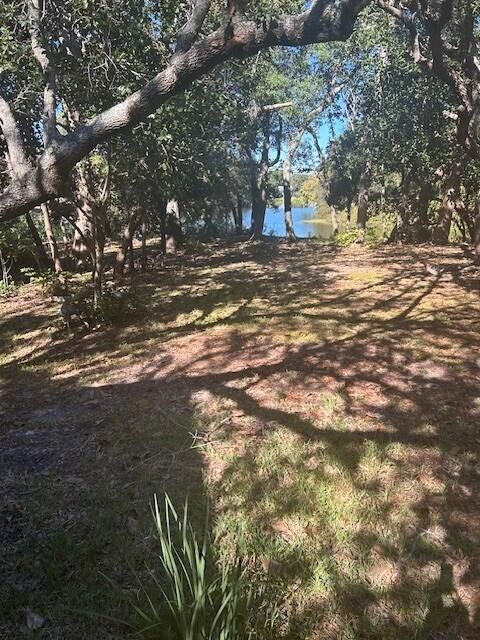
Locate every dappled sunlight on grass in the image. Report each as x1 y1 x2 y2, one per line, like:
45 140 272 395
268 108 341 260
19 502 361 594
206 424 457 638
1 240 480 638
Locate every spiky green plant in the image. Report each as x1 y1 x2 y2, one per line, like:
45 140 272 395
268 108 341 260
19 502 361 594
131 494 254 640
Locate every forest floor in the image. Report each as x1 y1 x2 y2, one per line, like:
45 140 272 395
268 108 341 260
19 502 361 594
1 239 480 639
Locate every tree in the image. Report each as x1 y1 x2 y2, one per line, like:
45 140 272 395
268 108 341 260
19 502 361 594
0 1 370 225
377 0 480 256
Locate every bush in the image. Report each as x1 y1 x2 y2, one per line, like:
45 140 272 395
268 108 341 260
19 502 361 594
20 267 67 296
94 283 141 325
335 228 361 247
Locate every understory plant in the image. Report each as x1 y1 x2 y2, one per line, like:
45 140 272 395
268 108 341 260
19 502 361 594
131 495 265 640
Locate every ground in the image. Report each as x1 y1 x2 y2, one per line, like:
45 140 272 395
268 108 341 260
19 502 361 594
1 240 480 639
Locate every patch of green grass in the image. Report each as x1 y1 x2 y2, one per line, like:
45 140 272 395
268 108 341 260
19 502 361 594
206 425 458 639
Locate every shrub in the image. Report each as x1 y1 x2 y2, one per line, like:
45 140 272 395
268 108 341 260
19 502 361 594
94 283 141 325
20 267 67 296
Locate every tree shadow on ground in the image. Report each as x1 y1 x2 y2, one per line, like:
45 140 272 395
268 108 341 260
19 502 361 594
1 240 479 638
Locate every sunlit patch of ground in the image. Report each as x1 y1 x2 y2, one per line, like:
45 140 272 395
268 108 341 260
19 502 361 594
1 240 479 638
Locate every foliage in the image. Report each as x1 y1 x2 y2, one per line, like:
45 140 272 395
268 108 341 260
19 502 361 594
129 494 269 640
19 267 66 296
93 283 142 326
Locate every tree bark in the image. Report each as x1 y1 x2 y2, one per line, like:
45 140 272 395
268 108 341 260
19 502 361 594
346 199 352 228
474 196 480 265
93 228 104 309
166 199 182 253
236 195 243 234
356 160 371 238
25 211 49 267
141 215 147 272
283 155 296 242
416 182 434 243
41 203 62 273
115 214 139 279
330 205 339 236
60 218 70 246
128 236 135 274
433 160 463 245
72 168 96 265
159 201 167 254
251 170 268 236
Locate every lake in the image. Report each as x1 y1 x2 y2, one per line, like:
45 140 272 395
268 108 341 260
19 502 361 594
242 206 334 239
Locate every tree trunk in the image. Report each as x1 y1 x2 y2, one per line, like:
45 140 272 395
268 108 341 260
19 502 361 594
236 195 243 234
474 196 480 265
41 203 62 273
433 160 463 245
128 236 135 274
141 215 147 272
346 199 352 228
72 173 95 266
93 231 104 310
416 183 434 243
60 218 70 246
356 160 371 239
92 202 106 310
283 155 297 243
166 199 182 253
115 214 138 279
251 161 268 237
330 205 339 236
160 201 167 254
25 211 49 268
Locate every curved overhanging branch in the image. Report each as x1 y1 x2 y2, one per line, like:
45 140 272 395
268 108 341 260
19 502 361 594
0 0 370 223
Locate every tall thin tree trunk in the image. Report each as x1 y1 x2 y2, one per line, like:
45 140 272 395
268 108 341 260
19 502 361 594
346 199 352 228
115 214 138 279
166 199 181 253
93 232 103 310
25 212 49 268
433 160 463 245
72 207 94 265
330 205 339 236
141 215 147 273
60 218 69 246
251 162 268 237
92 205 106 310
128 236 135 274
72 168 96 267
160 201 167 254
236 195 243 234
356 160 371 239
417 183 434 243
474 196 480 265
41 203 62 273
283 155 297 242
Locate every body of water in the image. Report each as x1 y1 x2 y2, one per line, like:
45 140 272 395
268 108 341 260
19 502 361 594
242 206 333 239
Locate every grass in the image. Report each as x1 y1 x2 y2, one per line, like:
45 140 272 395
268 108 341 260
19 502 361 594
1 239 480 638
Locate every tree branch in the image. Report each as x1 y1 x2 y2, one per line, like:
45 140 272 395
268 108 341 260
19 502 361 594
0 95 32 178
28 0 58 146
0 0 370 223
375 0 427 64
176 0 212 54
268 116 283 167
